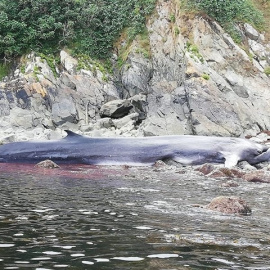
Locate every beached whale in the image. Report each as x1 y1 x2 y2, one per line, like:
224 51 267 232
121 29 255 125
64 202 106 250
0 131 268 167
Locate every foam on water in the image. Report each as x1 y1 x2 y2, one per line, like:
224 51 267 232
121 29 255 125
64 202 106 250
13 233 23 236
147 254 180 258
112 257 144 261
31 257 51 261
135 226 153 230
0 244 15 248
54 245 75 249
70 253 85 257
94 258 110 262
82 260 94 265
16 250 27 253
32 208 54 213
42 251 62 255
212 258 235 265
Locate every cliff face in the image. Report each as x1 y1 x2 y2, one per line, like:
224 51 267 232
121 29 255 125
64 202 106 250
0 0 270 141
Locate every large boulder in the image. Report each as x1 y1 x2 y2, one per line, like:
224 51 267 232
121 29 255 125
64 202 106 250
60 50 78 74
244 23 260 41
207 196 251 215
243 170 270 183
100 99 133 118
51 98 78 125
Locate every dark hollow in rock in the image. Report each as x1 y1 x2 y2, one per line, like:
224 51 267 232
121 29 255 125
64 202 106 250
35 159 60 169
206 196 251 215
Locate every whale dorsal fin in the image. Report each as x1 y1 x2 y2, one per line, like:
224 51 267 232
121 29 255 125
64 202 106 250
64 130 83 139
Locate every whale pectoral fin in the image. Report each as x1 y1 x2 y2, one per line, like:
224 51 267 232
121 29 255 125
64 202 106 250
224 154 239 168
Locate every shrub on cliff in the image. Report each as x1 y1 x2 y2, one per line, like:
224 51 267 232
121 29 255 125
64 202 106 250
0 0 156 59
184 0 264 42
190 0 263 25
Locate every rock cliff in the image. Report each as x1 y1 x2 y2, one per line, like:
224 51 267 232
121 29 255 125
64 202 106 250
0 0 269 141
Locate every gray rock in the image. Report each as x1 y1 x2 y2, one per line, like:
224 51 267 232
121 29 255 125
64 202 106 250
121 54 152 97
100 99 133 118
237 161 257 171
248 39 267 58
9 107 34 129
0 135 16 144
1 0 270 139
207 196 251 215
60 50 78 74
51 99 78 125
0 98 11 116
128 94 148 120
95 118 114 129
35 159 60 168
60 73 77 90
113 113 139 129
244 23 259 41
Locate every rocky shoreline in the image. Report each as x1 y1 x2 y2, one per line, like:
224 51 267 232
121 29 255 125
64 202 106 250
0 158 267 216
20 153 269 216
0 0 270 143
1 0 270 215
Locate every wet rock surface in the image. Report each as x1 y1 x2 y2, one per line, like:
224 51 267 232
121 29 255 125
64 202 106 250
206 196 251 215
220 180 240 188
35 159 60 169
242 170 270 183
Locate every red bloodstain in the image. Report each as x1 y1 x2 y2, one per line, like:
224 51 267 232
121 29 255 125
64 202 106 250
0 163 126 180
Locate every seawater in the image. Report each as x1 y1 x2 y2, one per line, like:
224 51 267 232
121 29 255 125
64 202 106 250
0 164 270 269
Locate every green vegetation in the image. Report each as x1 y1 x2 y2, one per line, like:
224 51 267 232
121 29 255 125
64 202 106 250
0 62 10 80
0 0 156 60
186 42 204 63
33 65 40 81
188 0 263 26
170 14 176 23
39 53 60 77
0 0 268 66
75 53 112 81
183 0 264 43
253 0 270 40
264 66 270 76
117 27 151 68
201 73 210 80
20 64 26 74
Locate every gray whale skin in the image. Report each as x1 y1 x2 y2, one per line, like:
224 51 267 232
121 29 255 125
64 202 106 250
0 130 269 167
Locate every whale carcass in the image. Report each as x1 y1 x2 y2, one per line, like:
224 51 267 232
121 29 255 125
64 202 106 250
0 131 269 167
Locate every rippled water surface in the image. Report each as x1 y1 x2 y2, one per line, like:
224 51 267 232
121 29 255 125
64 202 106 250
1 163 270 269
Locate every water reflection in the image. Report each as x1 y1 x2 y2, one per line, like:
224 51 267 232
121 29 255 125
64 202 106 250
0 164 270 269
